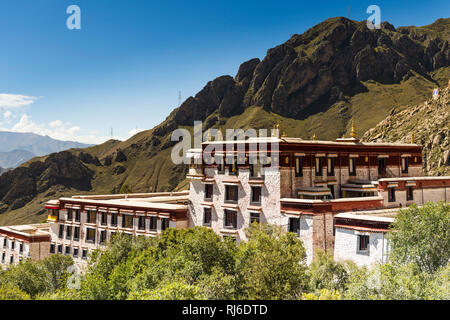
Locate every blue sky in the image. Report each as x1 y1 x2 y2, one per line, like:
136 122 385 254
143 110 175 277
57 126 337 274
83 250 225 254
0 0 448 143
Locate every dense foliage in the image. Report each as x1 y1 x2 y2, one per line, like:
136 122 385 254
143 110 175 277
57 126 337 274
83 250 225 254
0 202 448 300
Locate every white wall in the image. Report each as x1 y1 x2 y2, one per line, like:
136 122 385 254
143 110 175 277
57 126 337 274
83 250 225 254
334 227 389 267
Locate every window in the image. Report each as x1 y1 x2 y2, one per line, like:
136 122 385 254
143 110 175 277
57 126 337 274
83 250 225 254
388 188 396 202
74 226 80 241
328 185 335 199
138 216 145 230
161 218 169 231
3 238 7 248
10 255 13 264
295 157 303 177
250 212 260 224
74 209 80 222
401 157 409 173
111 212 118 226
82 249 88 260
407 187 414 201
349 158 356 176
224 210 237 229
1 252 5 262
11 241 15 250
315 157 323 176
250 160 264 179
149 217 157 231
110 231 116 241
67 209 73 221
327 158 335 176
58 224 64 239
85 228 96 243
217 158 225 174
65 246 71 255
122 215 134 229
50 244 55 254
73 248 79 258
225 185 238 203
378 158 386 174
251 186 262 205
86 210 96 224
66 226 72 240
288 218 300 236
100 230 107 244
101 212 107 226
203 208 212 226
57 245 63 254
358 235 370 253
228 157 238 175
205 184 213 201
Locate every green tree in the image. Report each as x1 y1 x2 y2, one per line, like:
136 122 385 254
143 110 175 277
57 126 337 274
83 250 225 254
235 223 309 299
0 284 31 300
307 249 350 293
128 281 205 300
388 202 450 273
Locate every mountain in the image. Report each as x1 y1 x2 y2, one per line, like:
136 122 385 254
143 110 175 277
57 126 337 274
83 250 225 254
0 150 37 169
363 83 450 176
0 167 9 176
0 131 92 156
0 17 449 226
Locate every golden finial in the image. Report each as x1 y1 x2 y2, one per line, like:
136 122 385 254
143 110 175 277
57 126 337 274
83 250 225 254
312 133 317 141
282 131 287 138
276 122 281 138
218 128 223 141
206 129 212 141
411 132 415 144
350 120 357 138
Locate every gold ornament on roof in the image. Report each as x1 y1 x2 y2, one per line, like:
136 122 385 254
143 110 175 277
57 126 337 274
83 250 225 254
411 132 415 144
350 121 357 138
312 133 317 141
276 122 281 138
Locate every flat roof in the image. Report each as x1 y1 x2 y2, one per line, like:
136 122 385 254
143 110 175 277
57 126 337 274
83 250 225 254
0 223 51 237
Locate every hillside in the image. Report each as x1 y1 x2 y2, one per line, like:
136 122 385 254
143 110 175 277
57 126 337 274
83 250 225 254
0 167 9 176
363 83 450 176
0 17 449 226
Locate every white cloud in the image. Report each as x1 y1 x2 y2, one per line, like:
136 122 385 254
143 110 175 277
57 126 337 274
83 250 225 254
6 114 112 145
0 94 38 108
128 128 146 137
3 111 12 119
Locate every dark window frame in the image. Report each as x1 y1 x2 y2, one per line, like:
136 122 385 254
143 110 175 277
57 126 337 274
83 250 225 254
149 217 157 231
225 185 239 203
203 208 212 226
288 217 300 236
358 235 370 253
85 228 96 243
295 157 303 177
250 212 260 224
161 218 169 231
65 225 72 240
406 186 414 201
101 212 107 226
315 157 323 177
388 188 396 202
73 226 80 241
224 209 237 229
204 184 213 201
349 157 357 176
327 157 335 176
378 158 387 175
401 157 409 174
250 186 262 205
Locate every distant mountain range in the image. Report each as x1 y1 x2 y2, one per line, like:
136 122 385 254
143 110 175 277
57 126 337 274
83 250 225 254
0 131 92 168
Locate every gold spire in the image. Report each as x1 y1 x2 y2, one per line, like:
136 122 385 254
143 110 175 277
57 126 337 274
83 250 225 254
411 132 415 144
218 128 223 141
282 131 287 138
206 129 212 141
312 133 317 141
350 120 357 138
276 122 281 138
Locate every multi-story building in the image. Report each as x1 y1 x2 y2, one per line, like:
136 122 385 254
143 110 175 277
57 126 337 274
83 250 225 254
187 130 449 264
0 223 51 268
45 192 188 267
39 127 449 267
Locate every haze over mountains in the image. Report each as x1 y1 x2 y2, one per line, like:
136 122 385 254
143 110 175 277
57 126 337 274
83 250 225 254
0 131 92 169
0 16 448 226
